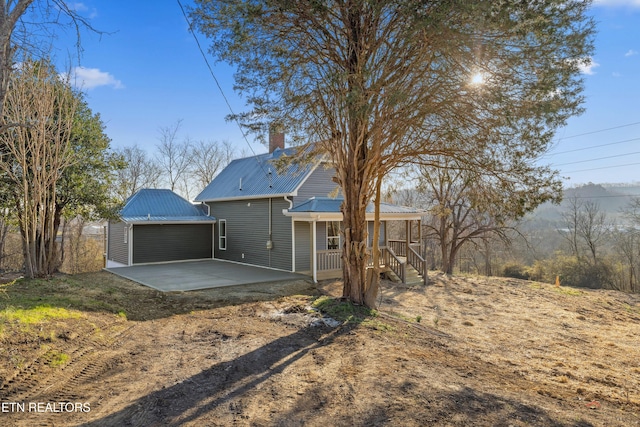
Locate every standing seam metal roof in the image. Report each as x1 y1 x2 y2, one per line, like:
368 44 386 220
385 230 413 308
120 189 214 222
194 147 316 202
287 197 426 214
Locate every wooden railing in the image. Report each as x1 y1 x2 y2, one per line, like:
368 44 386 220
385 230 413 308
384 246 406 284
407 245 428 286
367 248 384 268
317 248 389 272
317 249 342 271
388 240 406 257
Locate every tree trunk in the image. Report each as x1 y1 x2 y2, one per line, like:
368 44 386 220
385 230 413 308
364 174 383 308
341 167 369 305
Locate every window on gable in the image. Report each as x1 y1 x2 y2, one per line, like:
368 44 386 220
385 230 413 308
219 219 227 250
327 221 341 250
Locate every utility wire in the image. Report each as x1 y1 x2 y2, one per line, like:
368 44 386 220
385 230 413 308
176 0 271 178
566 194 640 199
544 136 640 157
565 161 640 174
557 120 640 141
552 150 640 167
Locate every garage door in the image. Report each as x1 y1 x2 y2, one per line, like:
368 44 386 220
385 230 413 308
132 224 213 264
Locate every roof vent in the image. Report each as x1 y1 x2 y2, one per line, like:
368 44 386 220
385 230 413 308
239 177 243 191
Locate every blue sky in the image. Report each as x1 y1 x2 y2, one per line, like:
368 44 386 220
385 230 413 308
53 0 640 188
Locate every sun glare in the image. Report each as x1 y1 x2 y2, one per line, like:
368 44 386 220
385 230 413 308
470 72 485 86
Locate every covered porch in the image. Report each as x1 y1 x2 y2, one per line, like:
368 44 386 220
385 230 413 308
284 197 427 285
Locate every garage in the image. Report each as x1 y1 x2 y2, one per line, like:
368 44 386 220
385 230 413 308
132 223 213 264
106 189 216 267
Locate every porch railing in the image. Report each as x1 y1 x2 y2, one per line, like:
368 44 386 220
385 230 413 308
388 239 406 257
317 249 342 271
407 245 428 286
316 248 387 272
383 246 406 284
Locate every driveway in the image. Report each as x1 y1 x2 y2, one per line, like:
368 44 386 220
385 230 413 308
105 259 308 292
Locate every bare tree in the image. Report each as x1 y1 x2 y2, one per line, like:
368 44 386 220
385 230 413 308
112 145 162 202
614 197 640 292
190 139 235 191
560 197 609 266
192 0 594 307
155 120 192 195
0 1 98 121
0 60 78 277
415 159 544 275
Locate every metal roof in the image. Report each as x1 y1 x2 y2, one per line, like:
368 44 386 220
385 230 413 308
194 147 317 202
288 197 423 214
121 189 215 223
285 197 426 220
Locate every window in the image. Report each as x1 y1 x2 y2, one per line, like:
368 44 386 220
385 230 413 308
327 221 341 250
123 226 128 244
219 220 227 250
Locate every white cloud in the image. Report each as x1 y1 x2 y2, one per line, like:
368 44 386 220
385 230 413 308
69 2 88 12
577 57 600 75
612 71 622 77
68 2 98 19
593 0 640 7
68 67 124 90
625 49 638 57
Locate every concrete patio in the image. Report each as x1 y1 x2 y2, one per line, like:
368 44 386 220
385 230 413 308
105 259 308 292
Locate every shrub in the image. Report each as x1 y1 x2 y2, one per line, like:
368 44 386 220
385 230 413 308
502 263 530 280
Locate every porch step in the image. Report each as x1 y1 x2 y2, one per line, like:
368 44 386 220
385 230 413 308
385 263 425 286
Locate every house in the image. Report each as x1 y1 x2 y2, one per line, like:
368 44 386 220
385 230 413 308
106 189 216 268
193 133 427 283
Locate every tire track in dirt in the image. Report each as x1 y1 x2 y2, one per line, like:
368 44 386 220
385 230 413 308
0 319 137 403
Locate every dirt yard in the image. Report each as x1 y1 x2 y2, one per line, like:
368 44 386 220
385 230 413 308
0 271 639 426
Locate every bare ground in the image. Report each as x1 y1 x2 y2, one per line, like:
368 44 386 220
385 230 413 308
0 271 639 426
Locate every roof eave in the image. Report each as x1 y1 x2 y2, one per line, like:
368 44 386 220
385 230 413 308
196 193 294 203
283 211 424 221
123 219 217 225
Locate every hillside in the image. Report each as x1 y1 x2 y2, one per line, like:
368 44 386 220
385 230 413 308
0 272 638 426
533 182 640 224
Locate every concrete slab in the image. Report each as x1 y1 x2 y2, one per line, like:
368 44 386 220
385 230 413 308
105 259 309 292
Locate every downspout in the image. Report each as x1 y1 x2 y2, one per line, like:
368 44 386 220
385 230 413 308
312 215 318 283
283 196 293 209
267 198 273 267
284 196 295 272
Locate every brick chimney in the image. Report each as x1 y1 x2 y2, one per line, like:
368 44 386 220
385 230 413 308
269 127 284 153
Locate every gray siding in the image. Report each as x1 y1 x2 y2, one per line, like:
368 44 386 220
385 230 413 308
316 221 327 250
368 221 386 246
209 198 292 270
132 224 213 264
315 220 385 251
107 220 128 265
293 164 340 206
294 221 311 272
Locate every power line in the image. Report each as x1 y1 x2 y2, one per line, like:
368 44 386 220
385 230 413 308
565 161 640 174
552 150 640 167
545 136 640 157
176 0 270 178
567 194 640 199
557 121 640 141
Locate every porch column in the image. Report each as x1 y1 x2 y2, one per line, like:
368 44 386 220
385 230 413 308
405 220 410 250
312 219 317 283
